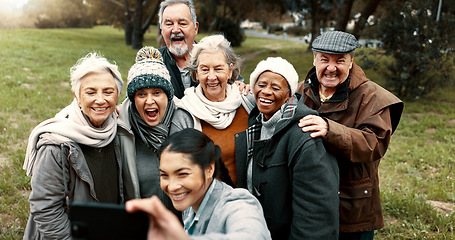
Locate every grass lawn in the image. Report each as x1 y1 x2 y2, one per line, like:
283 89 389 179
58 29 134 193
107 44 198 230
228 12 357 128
0 26 453 239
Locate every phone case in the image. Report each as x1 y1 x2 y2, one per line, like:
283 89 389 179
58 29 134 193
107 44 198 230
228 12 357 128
69 201 149 240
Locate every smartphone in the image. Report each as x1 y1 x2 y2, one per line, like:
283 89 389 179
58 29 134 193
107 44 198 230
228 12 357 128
69 201 149 240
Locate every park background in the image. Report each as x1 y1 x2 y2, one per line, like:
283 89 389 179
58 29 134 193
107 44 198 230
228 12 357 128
0 0 454 239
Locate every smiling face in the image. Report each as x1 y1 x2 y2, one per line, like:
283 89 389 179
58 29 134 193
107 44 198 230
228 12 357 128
196 51 233 102
75 72 119 127
159 149 213 213
161 3 199 57
253 71 291 121
313 52 353 93
134 88 168 127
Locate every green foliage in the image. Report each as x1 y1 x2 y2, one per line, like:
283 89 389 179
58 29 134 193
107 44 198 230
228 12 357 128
210 17 245 47
285 25 309 37
376 0 455 98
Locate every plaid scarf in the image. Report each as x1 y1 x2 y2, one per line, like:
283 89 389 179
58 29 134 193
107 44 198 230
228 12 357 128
246 94 298 160
128 99 175 152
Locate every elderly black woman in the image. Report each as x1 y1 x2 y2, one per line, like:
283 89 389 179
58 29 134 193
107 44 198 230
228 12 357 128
235 57 340 239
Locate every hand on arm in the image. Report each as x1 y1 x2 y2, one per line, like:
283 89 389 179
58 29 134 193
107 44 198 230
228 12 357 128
298 115 328 138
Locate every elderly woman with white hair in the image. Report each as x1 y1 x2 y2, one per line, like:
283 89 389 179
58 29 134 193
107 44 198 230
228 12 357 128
235 57 340 239
177 34 254 187
23 52 134 240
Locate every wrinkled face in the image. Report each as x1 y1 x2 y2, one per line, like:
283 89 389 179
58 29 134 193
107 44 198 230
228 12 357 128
253 71 290 121
160 150 213 213
161 3 199 57
196 51 233 102
75 72 119 127
313 52 353 90
134 88 168 127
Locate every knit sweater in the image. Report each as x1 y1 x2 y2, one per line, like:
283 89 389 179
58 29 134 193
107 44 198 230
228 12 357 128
201 106 249 186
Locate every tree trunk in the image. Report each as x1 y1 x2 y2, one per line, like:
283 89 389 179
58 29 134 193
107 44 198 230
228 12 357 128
336 0 354 32
124 0 133 45
308 0 322 51
141 0 160 36
132 0 144 49
352 0 382 39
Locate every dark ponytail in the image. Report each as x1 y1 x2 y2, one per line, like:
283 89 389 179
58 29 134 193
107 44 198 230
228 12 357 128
159 129 234 187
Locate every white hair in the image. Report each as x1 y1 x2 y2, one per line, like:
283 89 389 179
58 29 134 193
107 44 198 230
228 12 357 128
188 34 241 84
70 52 123 98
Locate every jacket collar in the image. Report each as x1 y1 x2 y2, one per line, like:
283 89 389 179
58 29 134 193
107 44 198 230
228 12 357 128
308 72 350 103
117 98 134 134
160 46 176 64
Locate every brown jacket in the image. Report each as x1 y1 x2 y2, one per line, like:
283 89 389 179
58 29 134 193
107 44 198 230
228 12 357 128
297 63 404 232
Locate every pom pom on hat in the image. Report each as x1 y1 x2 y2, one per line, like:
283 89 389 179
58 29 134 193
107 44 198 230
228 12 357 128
136 46 164 62
127 46 174 101
249 57 299 95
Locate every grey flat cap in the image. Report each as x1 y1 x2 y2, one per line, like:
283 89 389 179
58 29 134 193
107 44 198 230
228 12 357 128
312 31 358 54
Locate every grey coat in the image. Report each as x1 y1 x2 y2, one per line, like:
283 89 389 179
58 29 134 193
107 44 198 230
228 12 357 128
184 179 271 240
23 133 133 240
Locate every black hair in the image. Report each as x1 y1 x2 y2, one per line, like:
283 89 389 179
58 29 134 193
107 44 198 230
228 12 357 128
158 128 235 187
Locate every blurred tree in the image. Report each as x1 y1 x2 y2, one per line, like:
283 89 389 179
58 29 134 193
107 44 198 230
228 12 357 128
284 0 384 50
196 0 286 46
336 0 354 32
86 0 160 49
376 0 455 98
285 0 341 50
25 0 91 28
350 0 382 39
131 0 160 49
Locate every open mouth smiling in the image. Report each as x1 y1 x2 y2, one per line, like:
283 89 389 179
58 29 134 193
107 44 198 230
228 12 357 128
170 192 188 201
146 109 158 119
324 74 338 78
92 107 108 112
171 33 185 43
259 97 273 104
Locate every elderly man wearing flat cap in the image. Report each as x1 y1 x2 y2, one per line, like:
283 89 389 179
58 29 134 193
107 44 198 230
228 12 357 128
297 31 404 240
